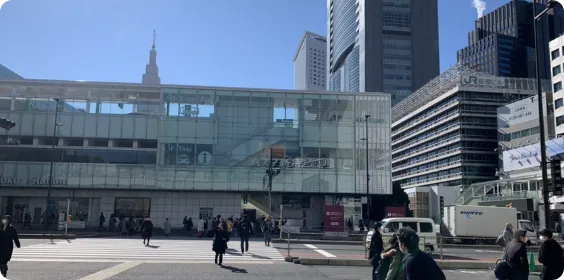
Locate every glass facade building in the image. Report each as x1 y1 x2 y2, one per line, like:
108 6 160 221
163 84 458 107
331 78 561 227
0 79 391 228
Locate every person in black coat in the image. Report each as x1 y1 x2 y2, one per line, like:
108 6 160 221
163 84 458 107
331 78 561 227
140 215 154 246
538 229 564 280
397 227 445 280
0 215 20 278
238 215 253 254
213 224 229 265
504 229 529 280
368 223 384 280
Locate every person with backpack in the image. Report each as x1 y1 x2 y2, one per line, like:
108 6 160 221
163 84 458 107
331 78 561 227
238 215 252 254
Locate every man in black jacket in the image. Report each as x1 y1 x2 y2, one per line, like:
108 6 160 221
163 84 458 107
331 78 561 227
368 223 384 280
397 227 445 280
538 229 564 280
238 215 252 254
505 229 529 280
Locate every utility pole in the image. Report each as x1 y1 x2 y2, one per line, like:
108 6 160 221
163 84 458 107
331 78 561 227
46 98 61 233
361 114 371 226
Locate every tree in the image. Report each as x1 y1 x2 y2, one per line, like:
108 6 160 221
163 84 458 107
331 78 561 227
370 182 412 220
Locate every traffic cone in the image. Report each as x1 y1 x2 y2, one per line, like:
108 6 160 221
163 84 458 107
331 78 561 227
529 251 536 272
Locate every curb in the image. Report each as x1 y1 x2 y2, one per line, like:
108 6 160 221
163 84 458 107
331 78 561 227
19 234 76 240
296 258 544 272
272 239 363 246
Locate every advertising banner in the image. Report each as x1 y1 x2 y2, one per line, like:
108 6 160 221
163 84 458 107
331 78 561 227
324 205 345 232
502 138 564 172
384 206 406 218
163 143 213 166
498 96 540 128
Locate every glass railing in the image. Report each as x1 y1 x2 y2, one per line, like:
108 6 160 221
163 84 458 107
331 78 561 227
400 172 463 188
393 121 460 152
393 159 462 180
480 191 540 202
392 135 459 161
393 147 461 171
392 109 459 142
392 99 457 135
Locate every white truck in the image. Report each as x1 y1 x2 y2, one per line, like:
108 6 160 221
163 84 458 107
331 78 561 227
442 205 538 245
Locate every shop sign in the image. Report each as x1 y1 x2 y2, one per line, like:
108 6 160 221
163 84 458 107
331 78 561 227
29 177 67 185
250 157 334 168
460 74 506 87
0 177 20 185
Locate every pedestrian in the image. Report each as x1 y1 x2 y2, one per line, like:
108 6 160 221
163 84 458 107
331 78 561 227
238 215 252 254
187 217 193 236
262 216 273 246
348 218 354 233
183 216 188 231
108 214 116 232
504 229 529 280
368 223 384 280
213 224 228 266
0 215 20 278
537 229 564 280
197 217 205 238
98 212 105 231
359 219 365 234
375 234 404 280
503 223 514 248
397 227 445 280
227 218 233 237
141 214 154 246
22 212 31 230
164 218 171 237
233 218 239 238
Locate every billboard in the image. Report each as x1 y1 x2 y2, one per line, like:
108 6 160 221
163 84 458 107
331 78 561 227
324 205 345 232
384 206 406 218
502 138 564 172
497 96 541 128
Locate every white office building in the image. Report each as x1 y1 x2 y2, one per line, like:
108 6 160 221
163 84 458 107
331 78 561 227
550 35 564 137
293 31 327 91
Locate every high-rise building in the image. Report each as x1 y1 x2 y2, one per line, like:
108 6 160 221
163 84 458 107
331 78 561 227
0 64 23 80
137 30 162 115
293 31 327 91
327 0 440 105
457 0 564 79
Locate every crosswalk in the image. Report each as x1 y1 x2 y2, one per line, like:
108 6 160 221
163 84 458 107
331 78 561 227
11 238 285 263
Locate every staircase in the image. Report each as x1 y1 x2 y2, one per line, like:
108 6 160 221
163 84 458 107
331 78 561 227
247 194 279 218
454 183 497 205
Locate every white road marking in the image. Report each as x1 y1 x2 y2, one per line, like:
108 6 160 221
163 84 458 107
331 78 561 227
303 244 336 258
78 262 140 280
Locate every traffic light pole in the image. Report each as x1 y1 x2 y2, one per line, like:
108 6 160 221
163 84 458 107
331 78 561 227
268 148 273 216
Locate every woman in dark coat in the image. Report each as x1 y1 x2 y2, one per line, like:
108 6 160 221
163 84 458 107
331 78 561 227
0 215 20 277
213 224 228 266
538 229 564 280
140 215 154 246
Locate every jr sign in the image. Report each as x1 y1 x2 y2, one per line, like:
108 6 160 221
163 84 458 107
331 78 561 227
460 74 506 87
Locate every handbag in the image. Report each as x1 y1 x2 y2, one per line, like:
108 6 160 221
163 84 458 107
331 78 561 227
494 258 511 279
496 235 506 247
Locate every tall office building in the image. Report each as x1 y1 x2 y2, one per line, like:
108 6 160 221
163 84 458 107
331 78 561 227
294 31 327 91
327 0 440 105
0 64 23 80
137 30 162 115
457 0 564 79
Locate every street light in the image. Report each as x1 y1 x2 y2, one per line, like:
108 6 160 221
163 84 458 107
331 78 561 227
360 114 370 226
533 0 563 230
46 98 62 231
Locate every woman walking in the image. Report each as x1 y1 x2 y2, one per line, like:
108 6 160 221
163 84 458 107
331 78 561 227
0 215 20 277
262 216 273 246
213 224 228 266
375 234 404 280
141 215 154 246
164 218 171 237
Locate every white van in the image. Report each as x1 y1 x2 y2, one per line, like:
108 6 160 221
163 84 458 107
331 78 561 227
365 217 437 255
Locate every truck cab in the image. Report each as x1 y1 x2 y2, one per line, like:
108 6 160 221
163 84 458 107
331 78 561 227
518 219 538 244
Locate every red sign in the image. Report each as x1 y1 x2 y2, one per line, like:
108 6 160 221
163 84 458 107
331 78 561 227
385 206 406 218
324 205 345 232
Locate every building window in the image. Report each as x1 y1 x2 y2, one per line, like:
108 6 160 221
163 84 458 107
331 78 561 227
555 81 562 93
552 49 560 60
556 98 564 109
554 65 562 76
557 116 564 126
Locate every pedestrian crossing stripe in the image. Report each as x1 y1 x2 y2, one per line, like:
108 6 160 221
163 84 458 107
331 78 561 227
12 239 284 263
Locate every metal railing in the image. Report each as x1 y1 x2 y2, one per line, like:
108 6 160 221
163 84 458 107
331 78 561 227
393 109 459 144
393 147 461 172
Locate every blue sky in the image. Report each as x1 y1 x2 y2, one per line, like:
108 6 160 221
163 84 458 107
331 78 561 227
0 0 514 90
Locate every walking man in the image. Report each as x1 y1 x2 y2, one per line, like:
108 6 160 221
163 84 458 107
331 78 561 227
238 215 252 254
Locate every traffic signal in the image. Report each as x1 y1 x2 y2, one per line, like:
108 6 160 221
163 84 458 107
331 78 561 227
243 193 248 204
0 118 15 131
552 159 563 196
439 196 444 218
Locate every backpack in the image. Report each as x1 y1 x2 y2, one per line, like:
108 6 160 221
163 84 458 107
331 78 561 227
494 258 511 279
240 221 250 233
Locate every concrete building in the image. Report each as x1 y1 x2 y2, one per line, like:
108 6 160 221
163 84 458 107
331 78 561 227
0 79 391 229
391 65 544 191
327 0 439 105
458 0 564 80
294 32 327 91
550 35 564 137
